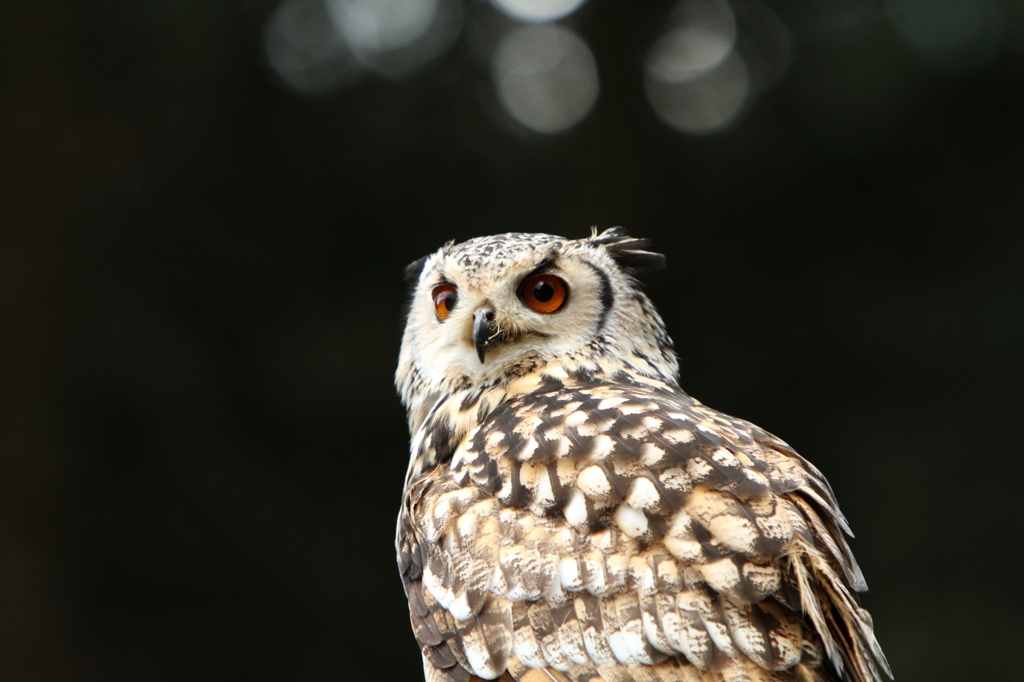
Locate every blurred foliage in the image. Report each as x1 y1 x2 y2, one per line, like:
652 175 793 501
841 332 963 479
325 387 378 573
1 0 1023 680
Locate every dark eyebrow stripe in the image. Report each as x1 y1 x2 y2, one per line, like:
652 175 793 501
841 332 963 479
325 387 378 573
584 260 614 332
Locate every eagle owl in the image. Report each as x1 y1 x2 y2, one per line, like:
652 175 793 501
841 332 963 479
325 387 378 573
395 229 890 682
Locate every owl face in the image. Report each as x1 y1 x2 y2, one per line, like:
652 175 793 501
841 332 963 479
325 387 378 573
404 234 616 382
397 229 678 425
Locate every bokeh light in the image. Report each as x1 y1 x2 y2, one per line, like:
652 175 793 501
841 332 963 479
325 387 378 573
265 0 463 93
647 0 736 82
644 0 750 134
490 0 588 24
732 0 793 95
492 25 599 134
643 0 792 135
884 0 1004 70
329 0 437 53
645 49 749 134
264 0 363 95
328 0 463 78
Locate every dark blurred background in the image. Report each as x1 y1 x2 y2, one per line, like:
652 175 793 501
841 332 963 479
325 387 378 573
2 0 1023 679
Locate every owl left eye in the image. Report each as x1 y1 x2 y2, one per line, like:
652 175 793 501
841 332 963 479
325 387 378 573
432 284 457 321
519 274 568 313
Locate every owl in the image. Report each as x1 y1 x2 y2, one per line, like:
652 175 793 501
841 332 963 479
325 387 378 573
395 228 890 682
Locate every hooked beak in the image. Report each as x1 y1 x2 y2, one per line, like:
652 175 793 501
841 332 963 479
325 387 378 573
472 306 498 364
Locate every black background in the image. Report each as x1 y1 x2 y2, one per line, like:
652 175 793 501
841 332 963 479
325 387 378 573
2 1 1023 680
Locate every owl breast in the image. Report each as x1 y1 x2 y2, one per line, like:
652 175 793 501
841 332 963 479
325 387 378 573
397 368 887 682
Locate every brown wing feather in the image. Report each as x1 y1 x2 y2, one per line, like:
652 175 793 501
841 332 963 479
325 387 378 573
399 379 888 682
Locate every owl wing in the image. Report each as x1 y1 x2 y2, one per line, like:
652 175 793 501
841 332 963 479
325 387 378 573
398 381 891 682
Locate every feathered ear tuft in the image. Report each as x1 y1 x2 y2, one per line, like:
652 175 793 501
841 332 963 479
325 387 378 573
404 256 427 284
587 226 666 274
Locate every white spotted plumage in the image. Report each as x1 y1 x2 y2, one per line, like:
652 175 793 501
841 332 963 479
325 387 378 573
396 228 891 682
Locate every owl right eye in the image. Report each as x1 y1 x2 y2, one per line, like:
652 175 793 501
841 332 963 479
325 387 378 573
432 284 458 321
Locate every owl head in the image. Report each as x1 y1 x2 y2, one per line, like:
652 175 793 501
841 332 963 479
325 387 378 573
396 228 679 429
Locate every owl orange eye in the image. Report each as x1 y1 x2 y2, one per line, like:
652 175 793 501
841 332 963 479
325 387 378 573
520 274 568 313
432 284 458 321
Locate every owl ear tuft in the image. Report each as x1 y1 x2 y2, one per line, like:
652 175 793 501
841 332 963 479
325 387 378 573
588 227 666 274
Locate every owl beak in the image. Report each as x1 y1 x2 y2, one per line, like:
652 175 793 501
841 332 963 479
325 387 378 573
472 306 498 363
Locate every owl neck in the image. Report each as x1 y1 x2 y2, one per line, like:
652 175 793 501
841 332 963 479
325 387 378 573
402 372 532 488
